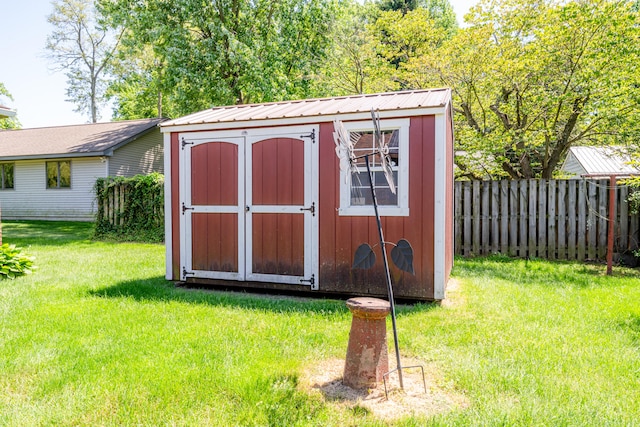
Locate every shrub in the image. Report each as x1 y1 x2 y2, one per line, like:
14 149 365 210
94 173 164 243
0 243 35 279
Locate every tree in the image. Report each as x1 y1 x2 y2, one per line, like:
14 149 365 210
416 0 640 179
0 83 20 130
311 1 397 96
370 4 457 83
100 0 339 118
46 0 122 123
105 44 170 120
313 0 457 96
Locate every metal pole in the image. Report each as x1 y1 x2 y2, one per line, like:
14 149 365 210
365 154 404 389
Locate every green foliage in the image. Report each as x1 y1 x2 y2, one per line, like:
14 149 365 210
93 173 164 242
0 82 20 130
95 0 640 180
0 243 35 279
312 0 458 96
627 189 640 216
419 0 640 179
623 178 640 215
100 0 340 119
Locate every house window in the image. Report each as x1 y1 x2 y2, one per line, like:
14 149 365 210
0 163 14 189
46 161 71 189
338 118 409 216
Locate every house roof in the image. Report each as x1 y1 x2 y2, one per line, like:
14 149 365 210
0 118 166 161
161 89 452 130
564 146 640 176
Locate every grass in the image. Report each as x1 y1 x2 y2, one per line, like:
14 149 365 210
1 222 639 426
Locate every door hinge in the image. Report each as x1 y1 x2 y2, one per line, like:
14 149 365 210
300 129 316 144
300 274 315 286
182 203 194 214
300 202 315 216
182 266 194 279
181 137 194 149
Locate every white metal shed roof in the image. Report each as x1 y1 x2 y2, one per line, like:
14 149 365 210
563 146 640 177
161 89 451 130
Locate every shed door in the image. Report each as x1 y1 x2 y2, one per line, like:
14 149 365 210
180 126 318 289
181 136 245 281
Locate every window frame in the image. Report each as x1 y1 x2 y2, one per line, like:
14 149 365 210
0 162 14 190
338 118 410 217
46 160 71 189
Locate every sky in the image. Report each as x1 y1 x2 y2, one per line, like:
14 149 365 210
0 0 477 129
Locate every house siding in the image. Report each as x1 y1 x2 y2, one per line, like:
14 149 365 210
109 130 164 177
0 157 107 221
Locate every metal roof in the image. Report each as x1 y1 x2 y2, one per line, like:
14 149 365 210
567 146 640 176
161 89 451 129
0 118 166 160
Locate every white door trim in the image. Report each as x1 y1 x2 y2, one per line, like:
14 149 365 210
244 125 319 289
179 135 245 281
178 125 319 289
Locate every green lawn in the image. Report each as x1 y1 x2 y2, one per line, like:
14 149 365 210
1 221 639 426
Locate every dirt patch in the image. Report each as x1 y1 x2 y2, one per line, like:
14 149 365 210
441 277 464 308
300 357 469 421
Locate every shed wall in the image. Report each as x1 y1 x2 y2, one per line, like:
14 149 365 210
0 157 107 221
317 116 436 299
560 153 586 178
167 114 450 300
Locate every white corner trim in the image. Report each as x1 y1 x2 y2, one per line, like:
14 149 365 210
433 113 447 300
163 132 173 280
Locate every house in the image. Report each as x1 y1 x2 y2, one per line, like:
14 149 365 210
160 89 455 301
0 105 16 119
561 146 640 178
0 118 166 221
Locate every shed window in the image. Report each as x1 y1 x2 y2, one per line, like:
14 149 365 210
46 161 71 189
0 163 14 190
338 118 409 216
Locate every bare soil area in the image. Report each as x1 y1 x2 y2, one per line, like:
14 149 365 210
300 356 469 421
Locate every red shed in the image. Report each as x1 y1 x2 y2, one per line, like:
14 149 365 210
160 89 454 300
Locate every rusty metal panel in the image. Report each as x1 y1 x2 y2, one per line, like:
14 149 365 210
161 89 451 128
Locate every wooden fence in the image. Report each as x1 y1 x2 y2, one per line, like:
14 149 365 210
454 179 640 261
95 176 164 240
98 182 127 227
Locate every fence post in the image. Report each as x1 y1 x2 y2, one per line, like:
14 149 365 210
538 179 547 258
455 181 462 255
519 180 528 258
472 181 480 256
578 180 587 260
556 180 566 260
463 181 472 256
619 185 629 252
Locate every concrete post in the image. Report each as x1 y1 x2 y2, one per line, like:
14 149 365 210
343 297 391 389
